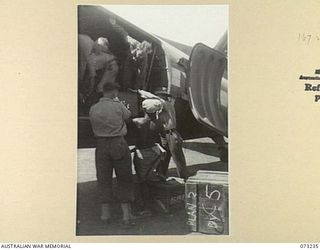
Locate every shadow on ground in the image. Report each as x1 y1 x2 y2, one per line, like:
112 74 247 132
183 141 221 157
76 161 227 235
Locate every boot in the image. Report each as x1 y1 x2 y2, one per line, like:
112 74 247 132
100 203 111 223
121 203 136 228
128 202 139 220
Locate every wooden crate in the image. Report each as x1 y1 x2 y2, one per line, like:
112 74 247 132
185 171 229 235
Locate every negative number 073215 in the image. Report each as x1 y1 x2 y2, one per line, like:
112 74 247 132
300 244 319 249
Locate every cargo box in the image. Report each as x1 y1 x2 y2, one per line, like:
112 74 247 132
185 170 229 235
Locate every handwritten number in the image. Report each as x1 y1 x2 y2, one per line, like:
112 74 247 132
298 33 320 44
187 192 197 198
307 35 312 44
205 185 221 200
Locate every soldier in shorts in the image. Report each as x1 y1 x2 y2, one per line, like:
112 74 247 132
89 81 135 227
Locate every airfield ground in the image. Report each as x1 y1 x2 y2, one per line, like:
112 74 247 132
76 137 228 235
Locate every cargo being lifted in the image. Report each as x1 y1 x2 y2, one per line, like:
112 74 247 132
78 5 169 117
77 5 228 164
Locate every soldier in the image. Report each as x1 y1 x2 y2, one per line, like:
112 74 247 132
89 81 135 227
132 99 165 215
138 88 190 180
107 16 133 91
134 41 153 90
86 38 119 103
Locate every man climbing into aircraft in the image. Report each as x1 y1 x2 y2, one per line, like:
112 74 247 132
107 16 134 91
78 35 119 113
133 41 153 90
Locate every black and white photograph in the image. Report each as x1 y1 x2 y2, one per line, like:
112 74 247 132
76 5 228 235
4 0 320 245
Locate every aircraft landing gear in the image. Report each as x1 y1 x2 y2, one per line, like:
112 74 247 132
210 134 228 163
218 145 228 163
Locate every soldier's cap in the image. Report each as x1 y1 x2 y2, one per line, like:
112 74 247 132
154 87 172 97
103 82 120 92
97 37 109 47
142 99 163 114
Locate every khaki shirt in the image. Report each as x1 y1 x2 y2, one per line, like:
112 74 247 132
87 52 119 93
89 97 131 137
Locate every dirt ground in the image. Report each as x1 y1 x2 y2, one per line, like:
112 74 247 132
76 137 228 235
